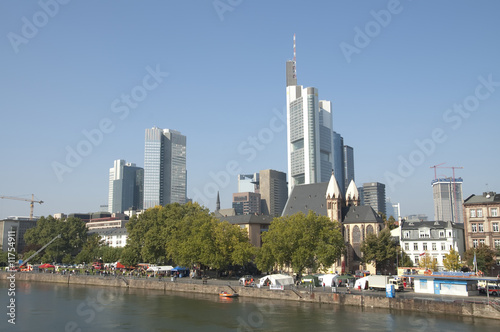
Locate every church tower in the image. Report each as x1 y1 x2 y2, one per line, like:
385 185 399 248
326 172 343 223
345 179 360 207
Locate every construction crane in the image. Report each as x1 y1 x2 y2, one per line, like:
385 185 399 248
0 194 43 220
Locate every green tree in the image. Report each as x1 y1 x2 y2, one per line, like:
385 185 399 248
100 246 123 263
24 216 88 263
120 247 140 267
464 244 497 274
443 248 461 271
255 211 344 275
75 233 103 264
398 249 413 267
418 252 438 271
361 228 398 273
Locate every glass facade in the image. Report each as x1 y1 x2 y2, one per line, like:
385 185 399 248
144 127 186 209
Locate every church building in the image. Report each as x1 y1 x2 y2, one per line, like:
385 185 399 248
282 173 384 274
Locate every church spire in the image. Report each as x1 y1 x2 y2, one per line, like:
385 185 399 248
345 179 360 206
326 171 342 199
216 191 220 211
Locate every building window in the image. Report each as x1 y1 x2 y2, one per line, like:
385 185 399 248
478 223 484 233
494 239 500 249
492 208 498 217
423 243 428 251
477 209 483 218
473 239 478 248
470 209 476 218
479 239 485 246
414 256 420 264
404 243 409 251
439 230 445 238
471 224 477 233
419 230 430 238
493 223 499 232
414 243 418 250
403 231 410 238
432 243 436 251
441 243 445 251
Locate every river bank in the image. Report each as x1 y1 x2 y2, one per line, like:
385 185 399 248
2 271 500 321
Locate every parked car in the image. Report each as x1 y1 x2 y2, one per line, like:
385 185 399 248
239 275 254 285
485 285 500 296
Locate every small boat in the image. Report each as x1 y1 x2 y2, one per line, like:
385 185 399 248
219 291 238 298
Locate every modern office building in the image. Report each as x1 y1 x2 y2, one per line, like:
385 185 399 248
286 36 333 194
108 159 144 213
332 131 345 193
232 192 261 215
259 169 288 217
432 178 464 223
144 127 187 208
0 217 37 253
343 145 355 193
238 173 259 193
361 182 386 216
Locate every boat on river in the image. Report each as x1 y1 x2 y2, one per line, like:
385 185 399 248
219 291 238 298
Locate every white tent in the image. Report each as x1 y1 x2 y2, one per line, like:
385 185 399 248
259 274 294 287
318 274 339 287
354 277 369 290
147 265 173 273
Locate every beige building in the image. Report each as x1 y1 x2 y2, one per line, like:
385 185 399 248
463 192 500 275
215 214 273 247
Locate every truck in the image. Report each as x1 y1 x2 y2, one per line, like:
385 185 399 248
367 275 404 291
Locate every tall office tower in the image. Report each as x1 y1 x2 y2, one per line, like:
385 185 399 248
343 145 355 193
362 182 386 216
144 127 187 209
108 159 144 213
286 35 332 193
332 131 345 192
232 192 261 215
259 169 288 217
432 177 464 223
238 173 259 193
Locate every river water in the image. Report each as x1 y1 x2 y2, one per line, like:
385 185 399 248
0 280 498 332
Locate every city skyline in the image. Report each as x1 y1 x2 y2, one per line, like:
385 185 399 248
1 1 499 219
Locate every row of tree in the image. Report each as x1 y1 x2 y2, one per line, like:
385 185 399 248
12 202 499 276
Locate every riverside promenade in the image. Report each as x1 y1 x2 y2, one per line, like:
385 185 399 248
2 271 500 321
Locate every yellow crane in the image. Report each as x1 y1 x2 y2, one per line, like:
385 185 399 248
0 194 44 220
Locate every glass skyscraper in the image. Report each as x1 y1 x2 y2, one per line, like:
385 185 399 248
108 159 143 213
286 60 333 193
144 127 186 209
432 177 464 223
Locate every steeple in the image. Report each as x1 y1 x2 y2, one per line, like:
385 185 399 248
216 191 220 211
345 179 360 206
326 171 343 223
326 171 342 199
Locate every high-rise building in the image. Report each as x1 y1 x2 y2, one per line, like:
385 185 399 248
232 192 261 215
238 173 259 193
332 131 345 193
343 145 355 193
259 169 288 217
432 177 464 223
144 127 187 209
108 159 144 213
286 36 333 193
361 182 386 216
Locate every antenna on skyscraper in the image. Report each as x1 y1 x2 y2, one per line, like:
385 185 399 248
293 33 297 80
293 33 296 62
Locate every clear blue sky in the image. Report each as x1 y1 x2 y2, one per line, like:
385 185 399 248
1 0 499 220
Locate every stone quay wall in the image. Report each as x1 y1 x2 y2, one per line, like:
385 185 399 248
2 272 500 320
